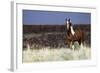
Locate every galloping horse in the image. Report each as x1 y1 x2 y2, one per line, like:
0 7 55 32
65 18 84 49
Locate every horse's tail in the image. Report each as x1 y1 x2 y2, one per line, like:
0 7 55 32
81 30 86 46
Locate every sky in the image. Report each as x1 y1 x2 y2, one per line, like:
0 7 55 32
23 10 91 25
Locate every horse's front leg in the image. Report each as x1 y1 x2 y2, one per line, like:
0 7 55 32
67 40 72 49
67 40 70 48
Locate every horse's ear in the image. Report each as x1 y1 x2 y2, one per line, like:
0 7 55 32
68 18 70 21
65 18 67 21
65 18 67 25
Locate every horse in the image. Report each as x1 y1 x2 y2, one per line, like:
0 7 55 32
65 18 85 49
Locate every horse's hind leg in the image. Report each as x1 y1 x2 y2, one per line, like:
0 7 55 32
79 40 84 49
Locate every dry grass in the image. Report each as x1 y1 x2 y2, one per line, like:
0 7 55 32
22 47 91 63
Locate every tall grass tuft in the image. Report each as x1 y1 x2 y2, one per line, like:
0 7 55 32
22 47 91 63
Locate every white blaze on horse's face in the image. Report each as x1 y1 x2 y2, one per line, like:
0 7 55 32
67 20 69 29
71 26 75 36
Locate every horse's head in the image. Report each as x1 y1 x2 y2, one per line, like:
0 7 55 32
65 18 75 36
65 18 72 30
